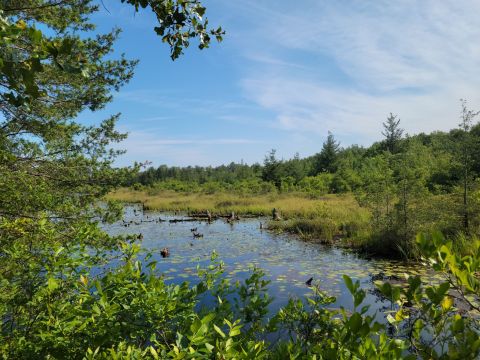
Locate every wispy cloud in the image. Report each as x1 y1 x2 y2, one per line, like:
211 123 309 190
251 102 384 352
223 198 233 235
115 90 251 111
131 138 258 146
103 0 480 166
233 0 480 143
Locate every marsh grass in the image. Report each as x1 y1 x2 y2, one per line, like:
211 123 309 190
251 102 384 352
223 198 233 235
109 188 480 258
109 188 360 214
107 188 372 244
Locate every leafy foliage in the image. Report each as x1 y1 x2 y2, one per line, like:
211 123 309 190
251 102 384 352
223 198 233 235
120 0 224 60
0 0 223 358
3 230 479 358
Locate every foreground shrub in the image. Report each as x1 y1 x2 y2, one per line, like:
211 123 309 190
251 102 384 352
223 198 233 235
1 232 479 359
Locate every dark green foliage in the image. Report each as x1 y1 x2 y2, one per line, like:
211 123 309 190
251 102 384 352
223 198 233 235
312 131 341 174
262 149 283 188
137 161 263 186
382 113 404 153
0 1 223 108
121 0 224 59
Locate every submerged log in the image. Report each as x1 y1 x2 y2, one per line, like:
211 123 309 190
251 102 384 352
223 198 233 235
168 218 200 223
187 212 259 219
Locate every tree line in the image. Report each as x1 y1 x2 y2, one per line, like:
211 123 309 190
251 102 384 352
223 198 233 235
135 110 480 197
134 108 480 255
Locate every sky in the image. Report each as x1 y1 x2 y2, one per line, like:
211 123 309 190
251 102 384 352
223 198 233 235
82 0 480 167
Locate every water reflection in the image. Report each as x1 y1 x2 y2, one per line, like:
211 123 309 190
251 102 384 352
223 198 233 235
103 205 436 321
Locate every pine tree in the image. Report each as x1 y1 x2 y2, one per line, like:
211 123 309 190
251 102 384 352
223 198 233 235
0 1 222 353
262 149 282 187
314 132 340 174
382 113 404 153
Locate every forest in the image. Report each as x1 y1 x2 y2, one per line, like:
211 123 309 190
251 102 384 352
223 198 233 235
1 1 479 359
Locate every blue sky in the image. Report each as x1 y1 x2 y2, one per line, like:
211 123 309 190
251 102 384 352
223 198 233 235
83 0 480 167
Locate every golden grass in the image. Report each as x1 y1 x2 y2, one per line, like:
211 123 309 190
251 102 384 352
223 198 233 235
107 188 371 244
107 187 480 258
107 188 366 218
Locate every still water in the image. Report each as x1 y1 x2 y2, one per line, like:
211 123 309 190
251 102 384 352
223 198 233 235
104 205 439 319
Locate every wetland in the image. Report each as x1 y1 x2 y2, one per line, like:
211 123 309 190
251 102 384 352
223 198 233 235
106 205 442 319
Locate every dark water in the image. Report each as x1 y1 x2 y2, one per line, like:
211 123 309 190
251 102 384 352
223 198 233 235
103 205 441 320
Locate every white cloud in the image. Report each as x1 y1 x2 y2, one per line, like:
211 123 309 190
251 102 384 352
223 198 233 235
234 0 480 143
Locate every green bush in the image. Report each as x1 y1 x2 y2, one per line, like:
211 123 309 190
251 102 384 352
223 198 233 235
1 233 480 358
297 174 334 195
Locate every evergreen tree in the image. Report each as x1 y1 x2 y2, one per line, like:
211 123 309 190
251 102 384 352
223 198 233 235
314 132 340 174
382 113 404 153
262 149 282 187
392 140 430 251
283 152 307 183
0 0 222 354
356 154 395 231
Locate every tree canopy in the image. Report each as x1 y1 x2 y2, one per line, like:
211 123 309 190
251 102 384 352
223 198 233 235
313 131 340 174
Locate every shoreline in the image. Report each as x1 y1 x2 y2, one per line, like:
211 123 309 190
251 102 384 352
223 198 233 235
110 196 409 260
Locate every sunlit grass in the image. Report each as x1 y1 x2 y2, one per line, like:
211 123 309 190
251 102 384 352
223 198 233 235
109 188 360 215
107 188 371 243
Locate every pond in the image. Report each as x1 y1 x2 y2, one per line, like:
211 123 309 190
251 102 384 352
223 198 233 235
103 205 442 320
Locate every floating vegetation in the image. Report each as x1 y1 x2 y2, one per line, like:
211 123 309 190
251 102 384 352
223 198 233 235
104 206 439 316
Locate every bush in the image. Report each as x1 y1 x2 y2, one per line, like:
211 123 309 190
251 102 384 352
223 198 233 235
297 174 333 195
1 233 480 358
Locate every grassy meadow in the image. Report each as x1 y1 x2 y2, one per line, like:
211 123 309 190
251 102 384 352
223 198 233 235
107 188 364 217
107 187 374 249
108 185 477 258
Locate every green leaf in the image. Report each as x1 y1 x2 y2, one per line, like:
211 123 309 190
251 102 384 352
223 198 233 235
149 347 159 359
348 312 362 333
205 343 214 353
47 277 59 291
343 275 354 294
229 327 241 337
213 324 226 338
354 289 366 308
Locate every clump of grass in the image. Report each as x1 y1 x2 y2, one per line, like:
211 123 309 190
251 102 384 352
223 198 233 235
267 204 371 245
268 218 339 243
451 232 480 256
